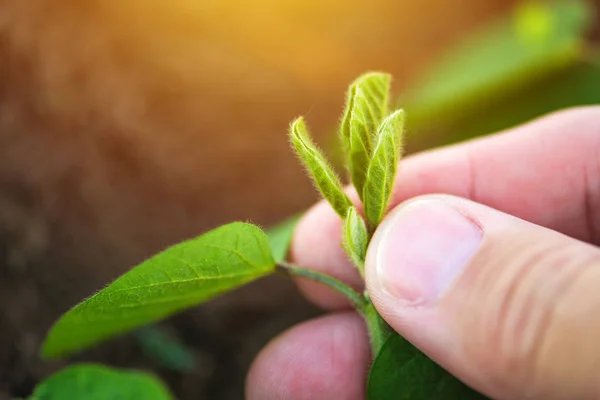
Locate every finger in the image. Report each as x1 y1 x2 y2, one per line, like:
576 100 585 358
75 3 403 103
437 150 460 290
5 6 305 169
292 106 600 310
367 195 600 399
246 312 370 400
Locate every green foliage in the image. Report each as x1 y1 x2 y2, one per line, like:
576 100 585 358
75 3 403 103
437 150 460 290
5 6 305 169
363 110 405 228
340 73 392 197
42 222 275 359
291 72 485 399
266 214 302 262
42 71 492 399
29 364 174 400
290 73 403 360
403 0 594 138
342 206 368 276
290 117 352 218
367 334 487 400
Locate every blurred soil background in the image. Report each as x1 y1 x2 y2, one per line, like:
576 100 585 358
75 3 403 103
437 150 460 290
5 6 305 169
0 0 598 399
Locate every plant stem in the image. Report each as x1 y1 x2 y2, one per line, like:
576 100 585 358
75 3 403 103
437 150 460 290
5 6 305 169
277 262 390 354
363 302 391 353
276 262 368 313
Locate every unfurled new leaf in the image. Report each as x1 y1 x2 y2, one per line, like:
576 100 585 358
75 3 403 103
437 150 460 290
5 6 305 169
367 333 487 400
290 117 352 218
30 364 174 400
340 73 392 197
42 222 275 359
363 109 405 228
342 207 368 276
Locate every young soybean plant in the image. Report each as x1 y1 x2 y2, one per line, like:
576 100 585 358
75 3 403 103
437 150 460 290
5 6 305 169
41 72 486 400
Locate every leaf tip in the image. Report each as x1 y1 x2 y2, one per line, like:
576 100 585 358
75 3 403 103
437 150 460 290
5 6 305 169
351 71 392 86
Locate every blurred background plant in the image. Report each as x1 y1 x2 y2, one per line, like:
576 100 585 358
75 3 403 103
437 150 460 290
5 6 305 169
0 0 597 399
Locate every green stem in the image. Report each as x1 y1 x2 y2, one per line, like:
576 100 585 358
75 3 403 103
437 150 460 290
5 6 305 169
277 262 390 354
363 301 391 353
277 262 368 313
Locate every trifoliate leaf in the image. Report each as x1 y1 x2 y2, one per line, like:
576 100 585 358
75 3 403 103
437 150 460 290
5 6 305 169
290 117 352 218
363 110 405 228
342 206 368 276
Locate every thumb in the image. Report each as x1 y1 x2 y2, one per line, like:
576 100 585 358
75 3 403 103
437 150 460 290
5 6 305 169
365 195 600 400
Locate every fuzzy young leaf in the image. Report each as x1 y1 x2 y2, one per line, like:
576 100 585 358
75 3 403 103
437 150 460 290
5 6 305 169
340 73 392 196
346 89 375 197
363 109 405 228
367 333 487 400
340 84 356 150
352 72 391 128
341 72 392 147
290 117 352 218
30 364 174 400
42 222 275 359
342 206 368 275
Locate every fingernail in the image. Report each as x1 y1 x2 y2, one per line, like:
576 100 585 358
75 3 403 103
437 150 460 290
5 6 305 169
371 199 482 305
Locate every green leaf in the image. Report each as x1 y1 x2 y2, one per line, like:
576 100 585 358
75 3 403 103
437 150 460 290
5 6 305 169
42 222 275 359
342 206 368 276
290 117 352 218
367 333 487 400
344 72 392 135
266 214 302 262
340 73 392 197
346 89 372 197
29 364 174 400
403 0 593 130
431 59 600 145
363 110 405 228
134 325 197 373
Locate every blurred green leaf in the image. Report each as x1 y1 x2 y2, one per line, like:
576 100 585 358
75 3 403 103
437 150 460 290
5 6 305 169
30 364 174 400
367 333 487 400
443 60 600 143
403 0 594 132
134 326 196 373
266 214 302 262
43 222 275 359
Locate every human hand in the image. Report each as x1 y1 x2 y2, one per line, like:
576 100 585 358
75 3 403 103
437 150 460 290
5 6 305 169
246 107 600 400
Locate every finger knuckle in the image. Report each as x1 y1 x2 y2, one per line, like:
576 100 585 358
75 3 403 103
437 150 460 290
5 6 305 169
461 240 593 395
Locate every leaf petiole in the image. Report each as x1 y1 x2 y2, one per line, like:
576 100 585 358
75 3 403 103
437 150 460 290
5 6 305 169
276 262 368 313
277 262 391 354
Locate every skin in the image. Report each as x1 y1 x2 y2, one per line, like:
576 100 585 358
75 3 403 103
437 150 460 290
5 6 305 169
246 106 600 399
